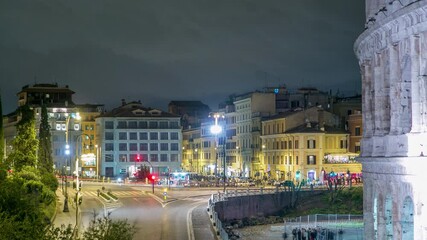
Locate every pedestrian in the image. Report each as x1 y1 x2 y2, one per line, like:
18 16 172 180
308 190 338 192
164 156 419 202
297 228 302 240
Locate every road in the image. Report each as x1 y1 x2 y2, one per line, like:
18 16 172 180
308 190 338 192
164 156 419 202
78 182 217 240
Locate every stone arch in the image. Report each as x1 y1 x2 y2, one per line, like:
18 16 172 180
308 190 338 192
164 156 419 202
385 195 394 239
401 196 414 240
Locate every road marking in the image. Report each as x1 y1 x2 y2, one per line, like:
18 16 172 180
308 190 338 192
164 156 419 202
187 203 199 240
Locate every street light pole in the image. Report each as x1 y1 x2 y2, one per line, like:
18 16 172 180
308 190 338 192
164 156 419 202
63 115 71 212
210 113 223 186
74 133 91 236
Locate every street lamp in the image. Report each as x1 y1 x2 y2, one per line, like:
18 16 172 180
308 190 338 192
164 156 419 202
63 112 80 213
95 144 101 180
194 148 198 173
236 146 241 177
210 113 226 192
74 133 92 235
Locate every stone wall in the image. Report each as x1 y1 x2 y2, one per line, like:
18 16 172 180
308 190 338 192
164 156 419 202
213 190 320 222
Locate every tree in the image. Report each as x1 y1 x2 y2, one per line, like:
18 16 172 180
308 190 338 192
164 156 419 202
0 93 4 163
38 104 53 173
6 105 38 172
82 212 136 240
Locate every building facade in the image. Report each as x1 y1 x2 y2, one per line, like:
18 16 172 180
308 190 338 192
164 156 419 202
95 101 182 179
3 83 103 176
355 0 427 238
260 107 361 182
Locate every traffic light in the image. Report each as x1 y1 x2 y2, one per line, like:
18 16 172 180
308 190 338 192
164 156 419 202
151 174 156 182
136 155 140 162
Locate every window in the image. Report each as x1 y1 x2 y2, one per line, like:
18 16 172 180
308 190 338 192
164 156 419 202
141 154 148 161
129 132 137 140
171 143 179 151
117 121 127 129
170 121 179 128
160 143 168 151
129 154 138 162
139 132 148 140
140 143 148 151
355 145 361 152
159 122 168 128
204 152 211 159
105 121 114 129
203 141 211 148
139 121 147 129
119 143 127 151
105 167 113 177
340 140 347 149
288 140 292 149
355 127 361 136
150 132 158 140
105 132 114 140
129 143 138 151
119 154 127 162
105 143 114 151
150 143 158 151
307 139 316 149
170 132 179 140
160 154 168 162
160 132 168 140
149 121 158 129
307 155 316 165
128 121 137 128
105 154 113 162
296 156 299 165
170 154 179 162
119 132 127 140
150 154 158 162
294 140 299 149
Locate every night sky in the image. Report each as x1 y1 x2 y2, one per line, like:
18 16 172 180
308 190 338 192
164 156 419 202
0 0 365 114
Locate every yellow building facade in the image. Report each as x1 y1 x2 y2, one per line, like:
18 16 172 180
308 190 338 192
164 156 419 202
260 108 361 183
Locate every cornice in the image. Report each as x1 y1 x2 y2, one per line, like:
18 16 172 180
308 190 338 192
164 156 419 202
354 1 427 62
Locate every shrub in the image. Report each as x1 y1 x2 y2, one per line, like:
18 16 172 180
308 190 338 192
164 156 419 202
100 192 111 200
107 192 118 200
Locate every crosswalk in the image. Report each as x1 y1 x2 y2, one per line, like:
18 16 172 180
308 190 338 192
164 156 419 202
83 190 145 198
104 201 123 213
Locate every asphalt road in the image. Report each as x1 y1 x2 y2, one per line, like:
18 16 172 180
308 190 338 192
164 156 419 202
78 182 217 240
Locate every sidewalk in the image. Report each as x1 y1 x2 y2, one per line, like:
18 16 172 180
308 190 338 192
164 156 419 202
52 186 77 228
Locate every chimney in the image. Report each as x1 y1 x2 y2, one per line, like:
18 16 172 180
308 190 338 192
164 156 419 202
121 99 126 106
305 119 311 128
318 108 325 131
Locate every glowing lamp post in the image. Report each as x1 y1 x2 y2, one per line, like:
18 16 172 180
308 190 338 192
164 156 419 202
63 112 80 213
210 115 222 179
210 113 226 192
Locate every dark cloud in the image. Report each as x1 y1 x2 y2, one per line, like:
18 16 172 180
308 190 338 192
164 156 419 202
0 0 365 114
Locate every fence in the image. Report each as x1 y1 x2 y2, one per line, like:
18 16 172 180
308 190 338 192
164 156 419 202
208 190 363 240
285 214 364 240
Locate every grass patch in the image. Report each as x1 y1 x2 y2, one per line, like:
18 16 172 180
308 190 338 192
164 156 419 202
100 192 111 201
107 191 118 200
286 187 363 217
